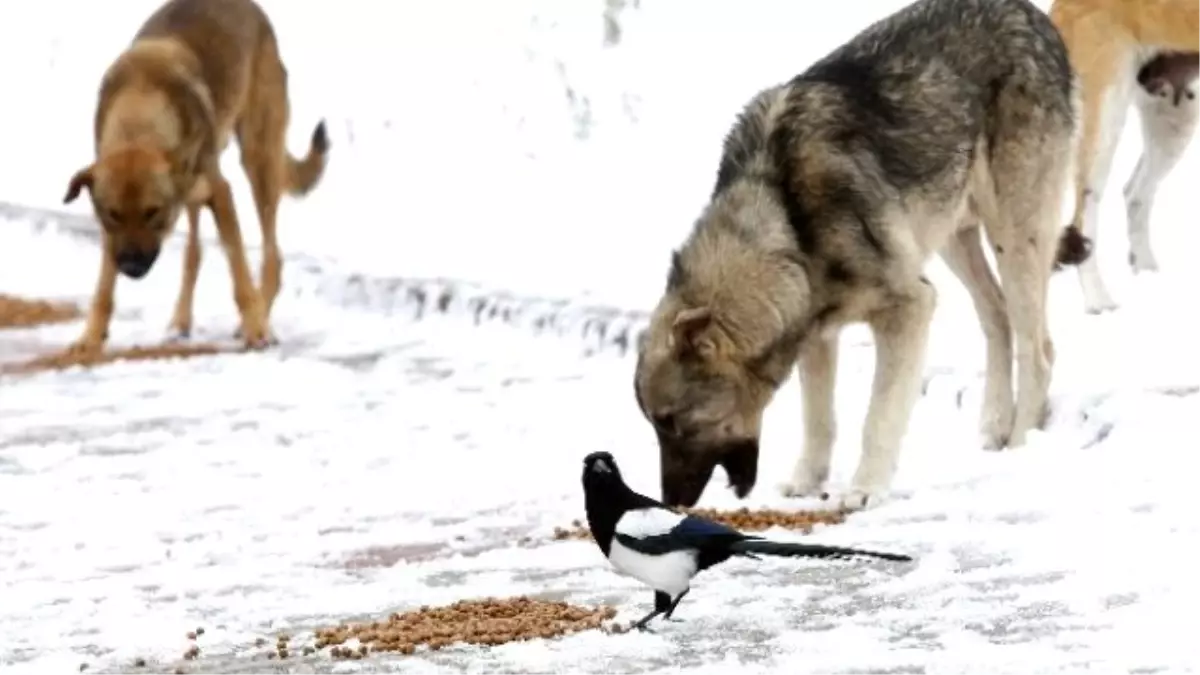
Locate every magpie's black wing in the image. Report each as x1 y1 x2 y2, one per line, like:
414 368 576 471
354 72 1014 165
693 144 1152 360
614 514 749 555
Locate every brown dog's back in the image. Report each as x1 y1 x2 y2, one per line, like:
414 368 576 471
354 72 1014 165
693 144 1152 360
134 0 265 128
132 0 327 195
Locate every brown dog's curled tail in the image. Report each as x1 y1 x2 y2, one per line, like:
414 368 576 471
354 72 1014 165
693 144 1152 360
1053 224 1092 271
286 120 330 197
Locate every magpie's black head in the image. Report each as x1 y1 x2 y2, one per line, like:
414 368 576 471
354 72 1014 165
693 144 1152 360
582 451 624 489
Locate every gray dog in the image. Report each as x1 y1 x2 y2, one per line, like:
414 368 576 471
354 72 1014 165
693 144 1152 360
635 0 1089 511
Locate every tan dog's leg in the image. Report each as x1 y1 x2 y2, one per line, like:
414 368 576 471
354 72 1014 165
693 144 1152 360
208 176 271 349
1125 82 1199 273
168 204 203 339
840 278 937 511
68 246 119 354
780 332 840 499
940 225 1014 449
1069 41 1137 313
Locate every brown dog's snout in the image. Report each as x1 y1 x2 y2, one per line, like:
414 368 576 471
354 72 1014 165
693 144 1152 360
115 248 160 279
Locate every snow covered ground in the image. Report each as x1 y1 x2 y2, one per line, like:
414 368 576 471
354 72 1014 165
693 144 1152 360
2 0 1199 673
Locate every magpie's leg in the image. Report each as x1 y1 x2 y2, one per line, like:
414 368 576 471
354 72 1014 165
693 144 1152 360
630 608 665 632
663 589 690 621
631 591 672 632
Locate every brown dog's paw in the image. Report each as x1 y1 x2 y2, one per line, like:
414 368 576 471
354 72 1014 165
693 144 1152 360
65 335 105 357
166 326 191 343
235 323 277 351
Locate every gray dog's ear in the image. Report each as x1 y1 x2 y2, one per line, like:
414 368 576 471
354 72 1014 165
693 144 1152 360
63 165 95 204
671 306 714 357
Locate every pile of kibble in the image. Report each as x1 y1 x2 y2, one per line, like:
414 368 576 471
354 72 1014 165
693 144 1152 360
254 597 621 660
552 506 846 541
3 342 226 376
0 294 80 329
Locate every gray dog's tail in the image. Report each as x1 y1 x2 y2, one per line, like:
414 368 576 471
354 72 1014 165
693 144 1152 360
729 539 912 563
1053 224 1093 270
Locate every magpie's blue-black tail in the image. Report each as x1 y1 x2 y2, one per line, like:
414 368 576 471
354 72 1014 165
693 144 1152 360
728 539 912 562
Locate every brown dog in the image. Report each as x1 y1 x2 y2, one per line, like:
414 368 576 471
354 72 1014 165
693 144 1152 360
62 0 329 352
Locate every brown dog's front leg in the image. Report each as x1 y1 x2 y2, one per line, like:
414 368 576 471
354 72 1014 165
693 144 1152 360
68 246 119 355
207 177 272 349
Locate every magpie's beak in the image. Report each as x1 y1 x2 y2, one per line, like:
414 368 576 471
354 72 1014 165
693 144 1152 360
590 457 613 474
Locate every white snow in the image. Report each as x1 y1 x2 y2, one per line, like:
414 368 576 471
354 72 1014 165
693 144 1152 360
1 0 1198 673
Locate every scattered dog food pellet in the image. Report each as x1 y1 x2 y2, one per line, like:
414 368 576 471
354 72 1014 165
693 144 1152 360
254 637 267 647
304 597 617 656
78 663 88 672
553 507 845 541
133 657 146 668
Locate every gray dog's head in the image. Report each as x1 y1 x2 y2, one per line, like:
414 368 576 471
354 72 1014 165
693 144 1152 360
634 301 779 508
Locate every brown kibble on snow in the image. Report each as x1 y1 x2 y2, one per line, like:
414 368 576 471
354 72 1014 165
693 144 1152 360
306 597 615 656
133 657 146 668
552 506 845 541
0 294 81 330
1 339 227 376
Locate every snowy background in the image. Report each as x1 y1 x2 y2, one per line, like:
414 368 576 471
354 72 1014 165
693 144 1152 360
2 0 1198 672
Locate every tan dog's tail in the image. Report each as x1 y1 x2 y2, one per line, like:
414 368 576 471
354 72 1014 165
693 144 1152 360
1053 224 1092 271
286 120 329 197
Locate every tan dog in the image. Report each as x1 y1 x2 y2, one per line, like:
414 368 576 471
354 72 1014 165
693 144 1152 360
63 0 329 352
1049 0 1198 313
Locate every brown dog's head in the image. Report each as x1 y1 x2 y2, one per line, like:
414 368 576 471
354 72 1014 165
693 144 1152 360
634 299 789 508
63 147 182 279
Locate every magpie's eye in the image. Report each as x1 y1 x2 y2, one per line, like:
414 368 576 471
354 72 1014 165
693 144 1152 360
143 206 161 221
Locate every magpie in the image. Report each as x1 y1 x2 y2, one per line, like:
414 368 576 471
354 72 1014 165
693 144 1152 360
581 450 913 630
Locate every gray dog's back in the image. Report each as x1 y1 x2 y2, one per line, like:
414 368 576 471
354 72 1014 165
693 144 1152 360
715 0 1077 255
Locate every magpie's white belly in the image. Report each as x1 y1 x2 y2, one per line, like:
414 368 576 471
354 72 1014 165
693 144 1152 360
608 540 697 597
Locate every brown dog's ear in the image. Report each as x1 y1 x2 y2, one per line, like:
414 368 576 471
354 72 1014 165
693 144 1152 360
63 165 95 204
671 306 714 356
